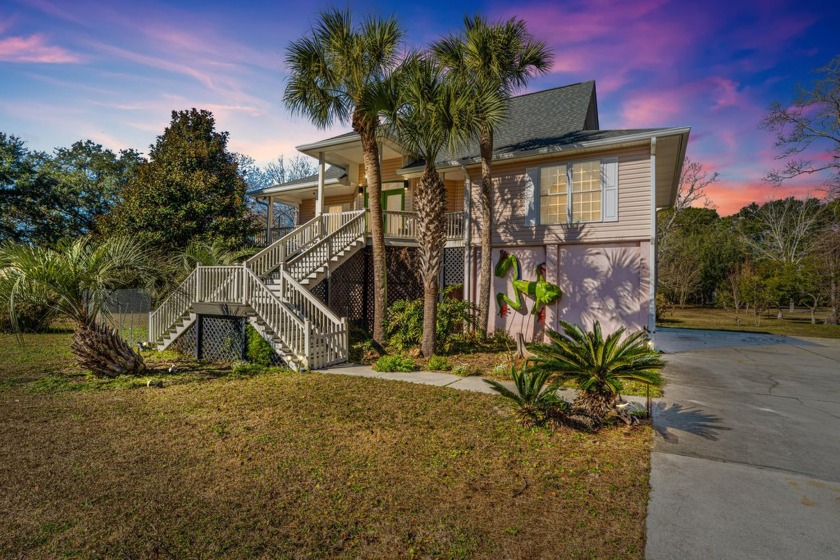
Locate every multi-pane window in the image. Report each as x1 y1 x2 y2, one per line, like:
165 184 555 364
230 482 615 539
540 164 567 225
539 159 603 225
571 160 602 222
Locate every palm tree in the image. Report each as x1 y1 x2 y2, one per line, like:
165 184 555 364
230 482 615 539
434 16 553 338
381 53 503 356
530 321 665 423
284 8 402 344
0 236 154 378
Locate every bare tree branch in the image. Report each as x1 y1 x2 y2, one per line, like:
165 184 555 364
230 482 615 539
761 56 840 197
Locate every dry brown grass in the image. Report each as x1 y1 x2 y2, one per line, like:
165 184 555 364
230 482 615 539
0 332 651 559
660 305 840 339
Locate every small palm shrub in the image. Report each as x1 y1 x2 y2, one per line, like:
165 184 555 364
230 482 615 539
530 321 665 425
426 355 451 371
484 363 568 427
372 355 416 373
1 236 153 378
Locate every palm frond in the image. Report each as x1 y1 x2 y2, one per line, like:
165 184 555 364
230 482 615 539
530 321 665 408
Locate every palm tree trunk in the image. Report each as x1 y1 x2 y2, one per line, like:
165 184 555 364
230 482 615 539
416 166 447 357
357 121 388 343
476 127 494 339
71 320 146 378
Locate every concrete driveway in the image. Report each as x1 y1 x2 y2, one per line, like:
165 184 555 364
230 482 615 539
646 328 840 559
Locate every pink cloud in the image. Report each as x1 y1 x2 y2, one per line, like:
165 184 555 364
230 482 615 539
620 91 684 128
709 77 740 110
705 179 828 216
0 34 81 63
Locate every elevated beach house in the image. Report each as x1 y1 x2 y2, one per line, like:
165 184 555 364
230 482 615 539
149 81 689 369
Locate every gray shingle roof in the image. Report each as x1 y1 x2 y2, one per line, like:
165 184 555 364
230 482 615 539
248 165 346 195
441 80 598 163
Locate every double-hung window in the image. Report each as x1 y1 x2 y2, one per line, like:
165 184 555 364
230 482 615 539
539 164 567 224
535 158 618 225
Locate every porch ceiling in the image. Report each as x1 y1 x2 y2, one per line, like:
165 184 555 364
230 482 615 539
297 134 410 170
267 183 356 204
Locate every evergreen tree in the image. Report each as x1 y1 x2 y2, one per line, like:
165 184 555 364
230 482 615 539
106 109 255 249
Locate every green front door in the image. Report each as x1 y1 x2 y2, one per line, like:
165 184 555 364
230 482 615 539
364 187 405 211
365 187 406 235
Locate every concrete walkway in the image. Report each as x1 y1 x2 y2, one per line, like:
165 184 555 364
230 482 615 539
317 364 646 403
317 363 508 393
647 328 840 559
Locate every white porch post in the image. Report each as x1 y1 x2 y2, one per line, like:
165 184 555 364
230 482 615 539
648 137 657 336
266 196 274 244
316 151 325 215
461 164 472 308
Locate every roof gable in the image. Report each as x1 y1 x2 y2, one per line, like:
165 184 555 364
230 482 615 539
440 80 597 163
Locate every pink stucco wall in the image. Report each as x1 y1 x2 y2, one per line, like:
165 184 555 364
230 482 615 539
480 241 650 341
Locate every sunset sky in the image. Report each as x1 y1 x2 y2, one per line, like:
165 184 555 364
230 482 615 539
1 0 837 214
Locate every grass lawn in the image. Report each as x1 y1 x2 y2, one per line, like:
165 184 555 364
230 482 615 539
0 332 651 559
659 305 840 339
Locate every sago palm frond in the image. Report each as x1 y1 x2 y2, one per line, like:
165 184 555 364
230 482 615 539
530 320 665 403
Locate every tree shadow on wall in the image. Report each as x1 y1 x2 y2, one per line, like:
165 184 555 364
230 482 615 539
556 243 644 329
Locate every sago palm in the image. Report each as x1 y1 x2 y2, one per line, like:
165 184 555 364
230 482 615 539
284 7 402 344
381 52 503 356
434 16 552 338
0 236 154 378
530 321 665 422
484 363 565 427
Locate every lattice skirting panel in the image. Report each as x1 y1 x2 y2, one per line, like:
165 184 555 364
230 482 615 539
442 247 464 288
170 315 246 362
320 246 466 333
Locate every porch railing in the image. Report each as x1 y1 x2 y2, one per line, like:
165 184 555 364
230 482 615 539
365 210 465 241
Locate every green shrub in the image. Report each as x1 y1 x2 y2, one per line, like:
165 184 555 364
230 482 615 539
384 285 477 353
426 355 450 371
451 364 481 377
530 321 665 426
0 302 54 333
372 355 416 373
349 325 381 364
245 324 273 366
383 299 424 351
484 363 568 427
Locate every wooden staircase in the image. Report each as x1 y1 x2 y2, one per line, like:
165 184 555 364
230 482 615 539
149 210 366 370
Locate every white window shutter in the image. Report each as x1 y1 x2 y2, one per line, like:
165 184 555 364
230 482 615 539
602 157 619 222
525 167 539 226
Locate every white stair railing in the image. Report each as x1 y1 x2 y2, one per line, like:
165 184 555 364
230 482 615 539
149 268 198 343
243 267 310 368
150 211 361 368
275 269 347 368
247 215 321 278
286 210 366 282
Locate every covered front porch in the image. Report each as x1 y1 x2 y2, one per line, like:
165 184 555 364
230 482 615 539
249 133 467 248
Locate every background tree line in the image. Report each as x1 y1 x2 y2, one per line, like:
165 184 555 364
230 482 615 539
658 55 840 326
658 194 840 324
1 110 315 252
